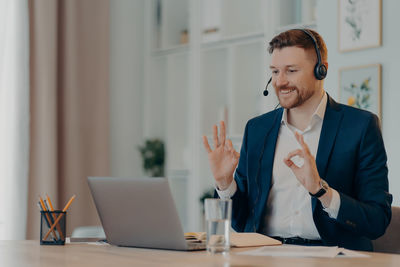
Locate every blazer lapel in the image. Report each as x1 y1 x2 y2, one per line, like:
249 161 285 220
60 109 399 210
255 110 283 220
312 95 343 211
261 109 283 188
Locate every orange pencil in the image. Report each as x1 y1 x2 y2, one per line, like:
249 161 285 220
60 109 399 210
62 195 76 212
43 195 76 241
46 195 64 240
39 196 58 240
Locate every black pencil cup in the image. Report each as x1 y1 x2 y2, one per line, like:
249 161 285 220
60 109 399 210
40 210 66 245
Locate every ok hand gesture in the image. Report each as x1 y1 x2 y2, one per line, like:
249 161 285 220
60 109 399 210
284 132 322 194
202 121 240 190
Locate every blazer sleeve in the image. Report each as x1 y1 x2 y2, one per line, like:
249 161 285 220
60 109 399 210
336 114 392 239
230 121 251 232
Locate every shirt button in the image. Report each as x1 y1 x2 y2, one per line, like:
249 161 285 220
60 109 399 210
295 211 299 215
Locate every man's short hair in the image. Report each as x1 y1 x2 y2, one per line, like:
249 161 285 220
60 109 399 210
268 29 328 62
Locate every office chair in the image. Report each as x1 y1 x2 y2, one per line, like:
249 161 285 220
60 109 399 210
372 206 400 254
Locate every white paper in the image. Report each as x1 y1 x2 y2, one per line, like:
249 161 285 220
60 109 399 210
66 237 109 246
237 245 369 258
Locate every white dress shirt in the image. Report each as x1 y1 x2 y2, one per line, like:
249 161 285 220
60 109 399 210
217 92 340 239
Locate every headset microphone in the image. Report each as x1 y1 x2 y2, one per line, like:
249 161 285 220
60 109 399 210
263 77 272 96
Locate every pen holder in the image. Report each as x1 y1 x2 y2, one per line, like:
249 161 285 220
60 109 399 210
40 210 66 245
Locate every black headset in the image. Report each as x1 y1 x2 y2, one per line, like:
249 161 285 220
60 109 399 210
301 29 327 80
263 29 327 96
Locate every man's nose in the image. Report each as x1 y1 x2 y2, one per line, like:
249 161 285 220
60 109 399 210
275 73 289 87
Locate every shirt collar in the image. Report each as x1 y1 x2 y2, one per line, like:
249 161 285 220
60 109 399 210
281 92 327 126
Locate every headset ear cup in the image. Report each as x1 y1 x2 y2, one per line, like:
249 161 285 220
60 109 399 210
315 64 327 80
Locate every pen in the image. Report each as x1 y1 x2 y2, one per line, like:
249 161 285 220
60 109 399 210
43 195 76 241
46 195 64 240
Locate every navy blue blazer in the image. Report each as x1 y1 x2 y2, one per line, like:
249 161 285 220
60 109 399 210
231 95 392 251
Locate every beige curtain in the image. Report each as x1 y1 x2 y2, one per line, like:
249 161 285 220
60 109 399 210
27 0 110 239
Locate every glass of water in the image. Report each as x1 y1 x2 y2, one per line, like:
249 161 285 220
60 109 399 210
204 198 232 254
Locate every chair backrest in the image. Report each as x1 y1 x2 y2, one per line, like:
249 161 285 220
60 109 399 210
372 206 400 254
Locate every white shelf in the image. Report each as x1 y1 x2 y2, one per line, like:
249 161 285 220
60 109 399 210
220 0 264 38
201 31 265 51
158 0 189 50
151 31 265 57
152 44 189 57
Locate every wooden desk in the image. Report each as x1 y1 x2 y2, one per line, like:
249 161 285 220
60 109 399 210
1 240 399 266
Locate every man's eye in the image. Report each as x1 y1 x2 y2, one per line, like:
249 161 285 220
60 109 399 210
272 70 278 75
288 69 297 73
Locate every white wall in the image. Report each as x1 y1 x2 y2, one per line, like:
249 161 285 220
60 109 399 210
109 0 145 177
317 0 400 205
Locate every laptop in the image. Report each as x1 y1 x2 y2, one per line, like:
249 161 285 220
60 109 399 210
87 176 205 251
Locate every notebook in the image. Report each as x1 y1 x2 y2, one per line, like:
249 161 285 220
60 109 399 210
87 176 205 251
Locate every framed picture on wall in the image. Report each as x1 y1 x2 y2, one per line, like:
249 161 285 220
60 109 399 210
338 0 382 52
339 64 381 119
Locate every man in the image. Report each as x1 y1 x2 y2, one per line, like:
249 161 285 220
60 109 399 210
202 29 392 251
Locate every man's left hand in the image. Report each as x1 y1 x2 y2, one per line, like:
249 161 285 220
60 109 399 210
284 132 322 195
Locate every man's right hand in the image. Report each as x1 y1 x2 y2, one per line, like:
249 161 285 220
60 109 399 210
202 121 240 190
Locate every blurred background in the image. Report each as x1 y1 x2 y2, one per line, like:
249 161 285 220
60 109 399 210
1 0 398 240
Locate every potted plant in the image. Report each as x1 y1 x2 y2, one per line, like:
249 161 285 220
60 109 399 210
138 139 165 177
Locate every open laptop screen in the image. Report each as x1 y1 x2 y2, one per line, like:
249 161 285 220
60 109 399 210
88 177 189 250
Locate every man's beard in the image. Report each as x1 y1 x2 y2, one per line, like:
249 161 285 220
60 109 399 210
276 86 314 109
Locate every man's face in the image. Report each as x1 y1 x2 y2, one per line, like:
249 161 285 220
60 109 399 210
270 46 320 109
